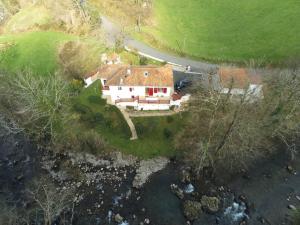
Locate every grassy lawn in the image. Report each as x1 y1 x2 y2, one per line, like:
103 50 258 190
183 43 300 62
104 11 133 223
73 81 186 158
138 0 300 64
0 31 75 75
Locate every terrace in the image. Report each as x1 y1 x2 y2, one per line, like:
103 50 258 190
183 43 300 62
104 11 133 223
115 97 170 104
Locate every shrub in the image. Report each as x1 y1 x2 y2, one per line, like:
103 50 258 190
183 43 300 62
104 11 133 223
93 112 104 123
163 128 173 139
88 95 104 104
70 79 84 94
166 116 174 123
104 105 115 112
139 56 148 65
73 103 91 114
135 122 146 136
104 118 113 128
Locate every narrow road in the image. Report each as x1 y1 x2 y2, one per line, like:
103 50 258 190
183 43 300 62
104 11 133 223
101 16 217 74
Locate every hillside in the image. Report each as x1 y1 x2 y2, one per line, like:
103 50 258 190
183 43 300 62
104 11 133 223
144 0 300 64
92 0 300 65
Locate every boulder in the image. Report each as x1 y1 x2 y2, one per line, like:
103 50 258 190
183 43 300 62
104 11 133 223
288 204 297 211
183 200 202 221
200 195 220 213
170 184 184 199
180 168 191 183
114 214 123 223
133 157 169 188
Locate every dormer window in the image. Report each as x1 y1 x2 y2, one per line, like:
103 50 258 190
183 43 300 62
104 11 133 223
144 71 149 77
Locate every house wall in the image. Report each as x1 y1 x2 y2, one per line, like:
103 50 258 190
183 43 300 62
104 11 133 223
108 86 173 103
84 77 93 87
116 101 170 110
137 104 170 111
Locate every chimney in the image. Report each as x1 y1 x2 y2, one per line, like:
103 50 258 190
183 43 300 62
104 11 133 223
127 68 131 75
120 78 124 85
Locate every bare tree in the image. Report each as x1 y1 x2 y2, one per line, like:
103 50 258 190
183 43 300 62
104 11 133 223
27 180 74 225
177 69 300 174
0 71 70 141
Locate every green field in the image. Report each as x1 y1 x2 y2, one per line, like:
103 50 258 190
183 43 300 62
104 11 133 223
0 31 75 75
140 0 300 64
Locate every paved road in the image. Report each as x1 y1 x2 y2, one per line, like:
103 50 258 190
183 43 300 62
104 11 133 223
101 16 217 74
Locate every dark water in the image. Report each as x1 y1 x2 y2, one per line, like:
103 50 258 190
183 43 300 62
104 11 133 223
0 133 40 204
140 162 186 225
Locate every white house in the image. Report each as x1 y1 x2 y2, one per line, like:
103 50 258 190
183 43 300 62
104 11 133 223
84 64 189 110
213 67 264 101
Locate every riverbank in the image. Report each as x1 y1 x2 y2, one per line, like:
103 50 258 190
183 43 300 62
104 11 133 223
0 132 299 225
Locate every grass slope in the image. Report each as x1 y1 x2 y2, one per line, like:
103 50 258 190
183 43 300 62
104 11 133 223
141 0 300 64
0 31 74 75
4 5 52 33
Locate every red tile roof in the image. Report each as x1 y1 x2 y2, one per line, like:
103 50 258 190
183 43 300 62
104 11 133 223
87 64 174 87
218 67 262 88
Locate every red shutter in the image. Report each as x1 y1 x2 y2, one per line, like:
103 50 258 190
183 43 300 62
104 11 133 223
163 88 167 93
154 88 158 93
148 88 154 96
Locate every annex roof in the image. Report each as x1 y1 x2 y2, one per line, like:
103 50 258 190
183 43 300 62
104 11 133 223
218 67 262 88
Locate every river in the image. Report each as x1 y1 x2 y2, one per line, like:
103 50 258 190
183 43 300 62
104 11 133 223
0 132 299 225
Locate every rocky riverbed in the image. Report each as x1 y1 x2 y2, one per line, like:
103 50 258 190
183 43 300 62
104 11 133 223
0 132 299 225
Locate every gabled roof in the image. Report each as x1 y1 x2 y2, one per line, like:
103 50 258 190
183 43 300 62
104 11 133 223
218 67 262 89
87 64 174 87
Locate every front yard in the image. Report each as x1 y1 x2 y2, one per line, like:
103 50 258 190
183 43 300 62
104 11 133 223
72 81 187 158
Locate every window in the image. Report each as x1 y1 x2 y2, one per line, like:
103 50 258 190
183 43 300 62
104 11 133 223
103 79 107 85
129 87 133 92
145 87 153 96
118 87 122 90
144 71 149 77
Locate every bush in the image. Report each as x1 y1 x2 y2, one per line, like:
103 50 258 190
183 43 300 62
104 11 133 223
135 122 146 136
73 103 91 114
70 79 84 94
139 56 148 65
88 95 104 104
104 105 115 112
93 112 104 123
166 116 174 123
104 118 113 128
163 128 173 139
